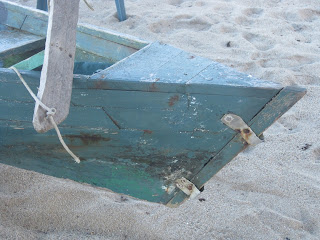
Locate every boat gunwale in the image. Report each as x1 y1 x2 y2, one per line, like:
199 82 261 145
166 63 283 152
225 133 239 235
0 0 150 51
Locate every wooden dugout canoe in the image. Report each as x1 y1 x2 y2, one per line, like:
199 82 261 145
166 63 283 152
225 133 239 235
0 0 306 207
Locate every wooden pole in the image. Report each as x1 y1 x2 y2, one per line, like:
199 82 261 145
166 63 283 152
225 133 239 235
115 0 127 21
33 0 80 133
36 0 48 11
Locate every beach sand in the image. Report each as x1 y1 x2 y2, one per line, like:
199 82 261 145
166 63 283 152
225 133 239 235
1 0 320 239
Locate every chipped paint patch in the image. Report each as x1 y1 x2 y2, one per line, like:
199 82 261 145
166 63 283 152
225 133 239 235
162 185 175 194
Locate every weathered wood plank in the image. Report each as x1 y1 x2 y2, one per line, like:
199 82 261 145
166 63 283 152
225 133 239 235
0 118 216 203
0 101 119 130
11 49 113 71
0 70 305 206
12 50 44 70
20 15 48 36
167 86 306 207
33 0 80 133
77 24 148 50
0 0 48 24
1 69 272 132
0 28 45 58
0 1 26 29
186 62 281 97
91 42 182 83
1 0 148 64
1 0 148 48
1 65 290 206
37 0 48 11
76 31 138 63
102 94 271 132
90 42 282 98
0 1 306 206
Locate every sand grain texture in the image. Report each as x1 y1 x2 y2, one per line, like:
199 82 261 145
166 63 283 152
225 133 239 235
2 0 320 239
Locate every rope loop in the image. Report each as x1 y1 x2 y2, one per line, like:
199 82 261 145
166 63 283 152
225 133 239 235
46 108 56 117
10 66 81 164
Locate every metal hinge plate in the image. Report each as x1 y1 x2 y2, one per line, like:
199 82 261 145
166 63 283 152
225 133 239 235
221 113 262 146
176 177 200 199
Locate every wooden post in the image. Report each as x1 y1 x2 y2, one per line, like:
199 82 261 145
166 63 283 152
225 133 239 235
33 0 80 133
115 0 127 21
36 0 48 11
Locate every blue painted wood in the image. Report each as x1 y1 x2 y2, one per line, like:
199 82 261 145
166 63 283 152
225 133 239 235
20 15 48 37
77 25 148 50
90 42 282 98
36 0 48 11
0 2 26 29
0 1 306 206
0 65 305 206
167 86 306 207
76 31 137 63
11 49 112 71
115 0 127 21
0 27 45 58
1 0 148 63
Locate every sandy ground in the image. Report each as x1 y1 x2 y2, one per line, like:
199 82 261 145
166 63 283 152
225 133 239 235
1 0 320 239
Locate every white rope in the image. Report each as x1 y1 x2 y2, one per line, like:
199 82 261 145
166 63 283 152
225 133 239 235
10 66 81 163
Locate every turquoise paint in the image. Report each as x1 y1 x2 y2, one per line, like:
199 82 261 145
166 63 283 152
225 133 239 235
0 67 305 206
167 86 306 207
0 1 306 206
0 27 45 59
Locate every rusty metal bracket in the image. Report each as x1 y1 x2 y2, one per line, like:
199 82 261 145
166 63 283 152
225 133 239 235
221 113 262 146
176 177 200 199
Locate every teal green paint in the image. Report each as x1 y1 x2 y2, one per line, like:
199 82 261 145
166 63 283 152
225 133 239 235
1 1 147 66
0 2 26 29
76 25 148 50
0 69 305 206
90 42 282 98
12 49 112 72
167 86 306 207
12 50 44 70
0 1 306 206
21 15 48 36
76 31 138 63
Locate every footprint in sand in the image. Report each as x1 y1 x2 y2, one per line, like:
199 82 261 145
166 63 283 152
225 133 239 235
298 9 320 22
194 1 206 7
149 15 211 33
291 23 307 32
300 209 319 234
281 9 320 22
166 0 205 7
166 0 184 6
242 32 275 51
313 147 320 164
276 113 299 131
234 16 253 26
258 55 315 68
242 8 264 18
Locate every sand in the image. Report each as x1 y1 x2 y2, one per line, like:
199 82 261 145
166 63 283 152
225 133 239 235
1 0 320 239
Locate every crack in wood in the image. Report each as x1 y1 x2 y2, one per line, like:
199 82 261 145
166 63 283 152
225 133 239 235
102 107 121 129
20 15 28 30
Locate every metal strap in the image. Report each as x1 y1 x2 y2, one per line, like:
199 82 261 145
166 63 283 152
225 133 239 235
176 177 200 199
221 113 262 146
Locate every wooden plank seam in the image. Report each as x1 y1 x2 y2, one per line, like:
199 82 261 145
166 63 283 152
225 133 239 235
9 66 80 163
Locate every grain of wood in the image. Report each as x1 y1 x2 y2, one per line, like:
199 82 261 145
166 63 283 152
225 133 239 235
33 0 80 133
